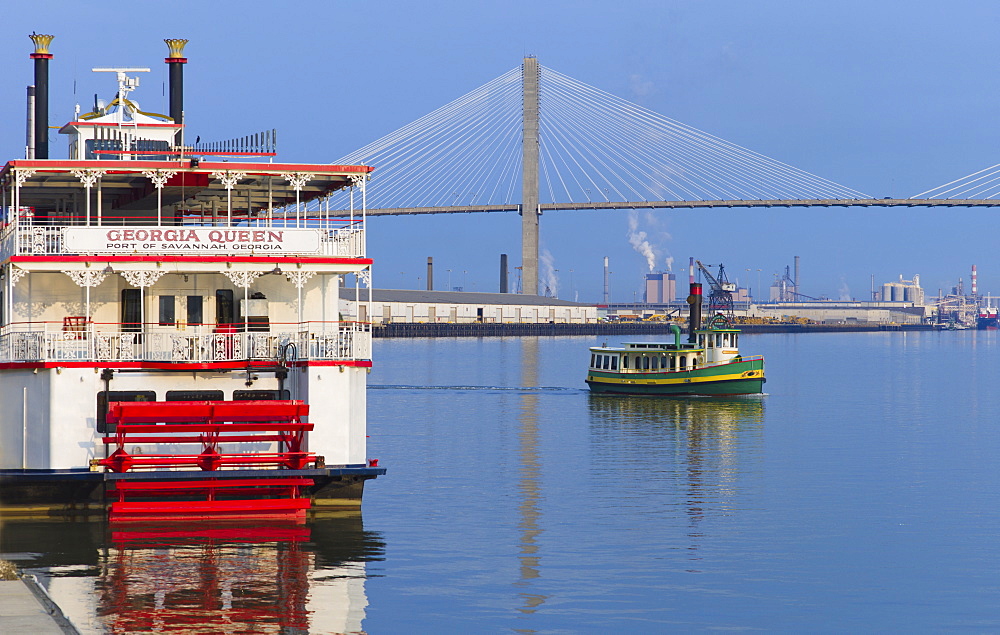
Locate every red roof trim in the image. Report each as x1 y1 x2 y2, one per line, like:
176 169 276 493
0 359 372 371
10 255 373 265
2 160 374 175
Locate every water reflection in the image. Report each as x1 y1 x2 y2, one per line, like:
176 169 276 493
587 395 765 569
515 338 549 617
0 513 384 634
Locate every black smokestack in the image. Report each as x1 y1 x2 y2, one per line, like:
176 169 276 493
687 282 703 342
427 257 433 291
29 34 54 160
164 39 189 144
500 254 508 293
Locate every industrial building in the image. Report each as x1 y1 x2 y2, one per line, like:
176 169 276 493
881 275 925 304
339 289 598 324
644 273 677 303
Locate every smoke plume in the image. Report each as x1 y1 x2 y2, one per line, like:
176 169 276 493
541 248 559 298
627 211 657 272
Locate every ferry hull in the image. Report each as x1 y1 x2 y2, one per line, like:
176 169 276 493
586 359 765 397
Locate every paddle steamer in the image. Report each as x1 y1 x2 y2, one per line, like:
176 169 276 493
0 35 384 518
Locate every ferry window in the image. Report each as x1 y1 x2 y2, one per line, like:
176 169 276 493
216 289 235 326
97 390 156 433
121 289 141 332
234 389 291 400
187 296 203 325
622 356 629 369
165 390 224 401
698 334 705 347
611 356 618 370
590 353 596 368
158 296 175 326
715 333 722 347
643 356 650 370
692 357 699 369
651 357 658 370
679 357 687 370
634 355 640 368
669 356 676 371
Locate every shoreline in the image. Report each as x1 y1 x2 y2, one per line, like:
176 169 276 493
373 322 944 338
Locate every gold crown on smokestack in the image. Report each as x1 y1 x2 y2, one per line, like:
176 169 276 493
29 34 55 55
164 38 189 59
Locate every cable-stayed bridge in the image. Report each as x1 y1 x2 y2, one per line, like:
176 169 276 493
310 58 1000 294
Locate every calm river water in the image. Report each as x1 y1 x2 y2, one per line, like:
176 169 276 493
4 331 1000 632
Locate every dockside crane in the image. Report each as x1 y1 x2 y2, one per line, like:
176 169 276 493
695 260 737 320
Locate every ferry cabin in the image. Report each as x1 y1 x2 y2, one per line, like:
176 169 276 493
589 328 743 374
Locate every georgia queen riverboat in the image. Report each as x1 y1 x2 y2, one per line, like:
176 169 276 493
0 35 384 519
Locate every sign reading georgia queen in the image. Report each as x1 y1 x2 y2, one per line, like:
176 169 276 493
63 227 323 254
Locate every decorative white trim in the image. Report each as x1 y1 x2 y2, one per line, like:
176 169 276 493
282 173 311 191
141 169 179 189
119 270 167 288
63 269 108 288
14 169 36 188
211 171 248 190
358 268 372 287
283 270 316 289
8 265 27 287
223 270 264 288
71 169 106 188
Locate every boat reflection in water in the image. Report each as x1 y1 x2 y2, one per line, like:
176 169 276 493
587 394 765 570
0 514 383 633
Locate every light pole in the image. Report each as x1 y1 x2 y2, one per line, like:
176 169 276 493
447 269 452 291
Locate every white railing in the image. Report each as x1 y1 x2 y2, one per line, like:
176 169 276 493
0 322 371 364
0 219 365 259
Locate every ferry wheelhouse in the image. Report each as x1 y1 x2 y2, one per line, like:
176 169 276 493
0 36 384 518
586 282 765 396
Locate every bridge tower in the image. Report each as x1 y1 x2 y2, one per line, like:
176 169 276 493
521 56 540 295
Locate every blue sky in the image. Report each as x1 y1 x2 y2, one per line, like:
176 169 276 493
3 1 1000 302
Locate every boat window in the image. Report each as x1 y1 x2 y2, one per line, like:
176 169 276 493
651 356 659 370
121 289 141 333
187 296 203 325
669 355 676 371
715 333 722 347
96 390 156 433
611 356 618 370
165 390 224 401
643 356 650 370
692 357 699 369
158 296 175 326
679 356 687 370
635 355 641 368
234 389 291 400
590 353 596 368
622 355 629 369
216 289 235 326
698 334 705 347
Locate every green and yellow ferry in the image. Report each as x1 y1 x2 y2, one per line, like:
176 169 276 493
586 283 765 396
